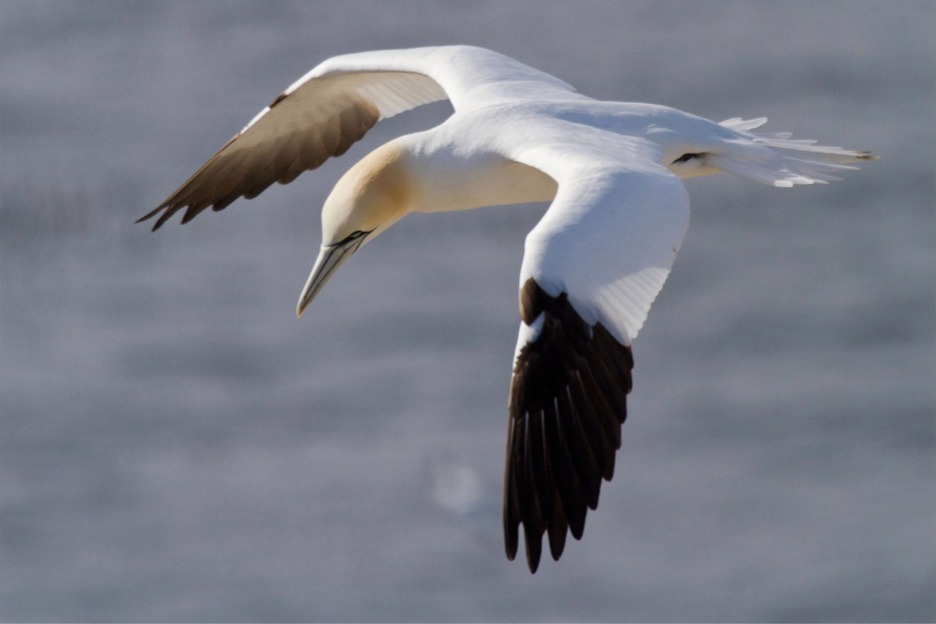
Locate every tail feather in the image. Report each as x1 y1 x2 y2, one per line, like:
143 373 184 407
716 117 877 187
720 117 768 132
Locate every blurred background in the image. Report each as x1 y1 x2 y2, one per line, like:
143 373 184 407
1 1 933 621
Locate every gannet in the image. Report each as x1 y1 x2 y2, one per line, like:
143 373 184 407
139 45 876 573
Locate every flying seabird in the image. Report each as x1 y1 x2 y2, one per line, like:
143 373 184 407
139 45 876 573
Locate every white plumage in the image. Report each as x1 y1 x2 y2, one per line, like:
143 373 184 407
140 45 875 572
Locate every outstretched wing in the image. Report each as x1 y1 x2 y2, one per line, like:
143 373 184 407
502 137 691 572
139 45 580 229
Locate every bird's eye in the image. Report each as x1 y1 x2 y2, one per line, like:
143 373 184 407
672 152 704 164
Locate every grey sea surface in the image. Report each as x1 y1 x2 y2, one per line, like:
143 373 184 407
1 1 934 621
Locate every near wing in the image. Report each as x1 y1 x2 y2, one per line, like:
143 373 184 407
503 139 691 572
138 45 579 229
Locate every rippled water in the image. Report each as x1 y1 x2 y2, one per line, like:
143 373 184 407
2 2 934 621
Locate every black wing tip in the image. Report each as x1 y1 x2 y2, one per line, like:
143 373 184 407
133 212 154 225
504 516 520 562
135 204 171 231
506 278 635 573
505 516 543 574
137 198 227 231
524 533 542 573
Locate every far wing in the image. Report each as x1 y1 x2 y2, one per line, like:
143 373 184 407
139 70 444 229
502 140 690 572
139 45 580 229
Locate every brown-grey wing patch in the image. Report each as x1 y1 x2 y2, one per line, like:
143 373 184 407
504 277 634 573
138 79 381 230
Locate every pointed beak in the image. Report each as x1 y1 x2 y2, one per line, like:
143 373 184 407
296 231 370 318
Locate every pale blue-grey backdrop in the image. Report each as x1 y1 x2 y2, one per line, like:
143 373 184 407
2 1 933 621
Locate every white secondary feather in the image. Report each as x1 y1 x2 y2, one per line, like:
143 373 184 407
241 45 581 135
506 131 690 347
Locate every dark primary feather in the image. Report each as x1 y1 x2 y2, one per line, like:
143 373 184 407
137 83 380 230
504 278 634 573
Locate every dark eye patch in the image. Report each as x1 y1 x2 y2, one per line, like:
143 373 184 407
672 152 704 164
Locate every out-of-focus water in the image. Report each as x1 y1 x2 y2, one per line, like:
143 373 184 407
2 1 933 621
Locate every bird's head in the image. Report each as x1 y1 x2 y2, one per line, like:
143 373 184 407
296 142 413 317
